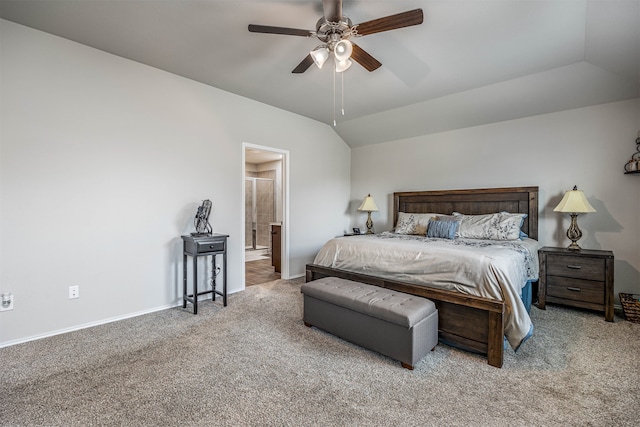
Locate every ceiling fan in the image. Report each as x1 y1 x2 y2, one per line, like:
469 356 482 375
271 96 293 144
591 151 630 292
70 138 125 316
248 0 424 74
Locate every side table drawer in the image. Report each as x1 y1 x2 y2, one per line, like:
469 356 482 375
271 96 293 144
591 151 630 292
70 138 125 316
196 240 226 253
547 255 604 281
547 276 604 305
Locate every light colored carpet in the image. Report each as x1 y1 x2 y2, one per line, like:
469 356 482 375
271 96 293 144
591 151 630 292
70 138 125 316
1 278 639 426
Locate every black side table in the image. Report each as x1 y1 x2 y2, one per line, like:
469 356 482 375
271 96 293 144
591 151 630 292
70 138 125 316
182 234 229 314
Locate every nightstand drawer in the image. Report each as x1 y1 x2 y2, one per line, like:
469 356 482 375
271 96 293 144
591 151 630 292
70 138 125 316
546 255 604 281
196 240 226 253
547 276 604 305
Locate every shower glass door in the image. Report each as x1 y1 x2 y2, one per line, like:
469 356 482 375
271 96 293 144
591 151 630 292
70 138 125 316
244 177 274 250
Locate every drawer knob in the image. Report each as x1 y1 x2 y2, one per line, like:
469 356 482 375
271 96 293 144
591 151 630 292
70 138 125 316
567 265 582 269
210 245 216 249
567 287 581 292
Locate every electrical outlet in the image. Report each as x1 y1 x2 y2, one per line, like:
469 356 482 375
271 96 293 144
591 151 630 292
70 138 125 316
69 285 80 299
0 293 14 311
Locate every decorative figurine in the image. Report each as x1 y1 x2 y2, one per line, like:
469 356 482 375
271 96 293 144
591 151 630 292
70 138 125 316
192 199 212 236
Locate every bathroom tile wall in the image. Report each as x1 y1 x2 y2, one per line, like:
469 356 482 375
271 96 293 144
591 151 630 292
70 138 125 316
244 169 276 250
256 170 275 249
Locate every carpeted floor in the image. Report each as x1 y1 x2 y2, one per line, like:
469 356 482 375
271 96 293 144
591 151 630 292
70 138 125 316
1 278 639 426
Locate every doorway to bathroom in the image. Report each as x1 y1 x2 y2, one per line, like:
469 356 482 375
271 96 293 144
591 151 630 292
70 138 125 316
243 144 287 287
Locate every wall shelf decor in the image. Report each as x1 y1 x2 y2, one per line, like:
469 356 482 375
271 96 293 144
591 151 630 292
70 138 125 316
623 134 640 174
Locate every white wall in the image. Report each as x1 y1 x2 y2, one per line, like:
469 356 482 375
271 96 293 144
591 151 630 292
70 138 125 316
0 21 351 346
351 99 640 298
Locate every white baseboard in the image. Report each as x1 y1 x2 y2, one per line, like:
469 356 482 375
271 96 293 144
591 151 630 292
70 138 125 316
0 287 246 349
0 303 180 349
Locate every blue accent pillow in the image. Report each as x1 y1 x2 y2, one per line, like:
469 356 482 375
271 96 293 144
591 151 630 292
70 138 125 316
427 219 459 239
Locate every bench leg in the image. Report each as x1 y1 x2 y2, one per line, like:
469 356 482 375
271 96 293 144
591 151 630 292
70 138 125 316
304 321 312 327
401 362 414 370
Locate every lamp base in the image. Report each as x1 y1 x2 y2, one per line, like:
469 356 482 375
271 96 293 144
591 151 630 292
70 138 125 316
567 241 582 251
365 212 374 234
566 213 583 251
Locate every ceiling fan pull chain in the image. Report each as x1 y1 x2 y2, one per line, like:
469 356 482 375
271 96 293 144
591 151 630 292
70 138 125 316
341 71 345 116
333 66 337 126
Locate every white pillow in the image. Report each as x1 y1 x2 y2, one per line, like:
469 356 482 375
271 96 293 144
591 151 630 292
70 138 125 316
395 212 438 235
453 212 527 240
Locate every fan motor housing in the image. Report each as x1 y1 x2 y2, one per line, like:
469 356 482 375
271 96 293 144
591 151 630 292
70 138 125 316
315 16 354 43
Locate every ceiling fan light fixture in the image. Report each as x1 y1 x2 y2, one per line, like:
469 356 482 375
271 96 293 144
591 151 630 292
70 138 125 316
310 46 330 69
335 58 352 73
333 39 353 61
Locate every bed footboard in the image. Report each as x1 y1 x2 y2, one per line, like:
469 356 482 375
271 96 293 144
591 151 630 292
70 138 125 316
306 264 505 368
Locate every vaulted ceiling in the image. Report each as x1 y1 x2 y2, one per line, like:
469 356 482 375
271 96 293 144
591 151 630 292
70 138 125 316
1 0 639 147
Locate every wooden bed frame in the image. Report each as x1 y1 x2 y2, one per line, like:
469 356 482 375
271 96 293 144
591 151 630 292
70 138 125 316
306 186 538 368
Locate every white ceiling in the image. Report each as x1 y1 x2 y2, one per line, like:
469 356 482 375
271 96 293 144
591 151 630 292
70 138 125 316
1 0 639 147
245 148 283 164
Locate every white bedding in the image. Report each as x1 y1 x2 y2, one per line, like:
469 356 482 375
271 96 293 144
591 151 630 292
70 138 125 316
312 232 541 349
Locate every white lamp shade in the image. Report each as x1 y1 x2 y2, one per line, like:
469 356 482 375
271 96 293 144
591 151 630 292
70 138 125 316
358 194 379 212
334 39 353 61
310 47 329 69
335 58 352 73
553 186 596 213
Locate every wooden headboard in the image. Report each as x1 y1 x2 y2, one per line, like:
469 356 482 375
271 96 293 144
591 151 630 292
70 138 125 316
393 186 538 240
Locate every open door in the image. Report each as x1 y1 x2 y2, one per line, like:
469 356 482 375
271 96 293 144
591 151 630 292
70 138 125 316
242 144 289 288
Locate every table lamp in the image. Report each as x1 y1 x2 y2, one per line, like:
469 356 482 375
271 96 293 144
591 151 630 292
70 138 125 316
553 185 596 250
358 194 379 234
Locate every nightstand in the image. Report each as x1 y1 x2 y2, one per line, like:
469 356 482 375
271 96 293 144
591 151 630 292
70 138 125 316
538 246 614 322
182 234 229 314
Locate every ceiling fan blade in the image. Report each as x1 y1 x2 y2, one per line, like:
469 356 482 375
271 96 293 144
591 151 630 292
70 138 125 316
322 0 342 22
355 9 424 36
248 24 313 37
292 54 314 74
350 43 382 72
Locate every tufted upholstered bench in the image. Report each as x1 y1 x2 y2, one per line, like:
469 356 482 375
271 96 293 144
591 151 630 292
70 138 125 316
301 277 438 370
